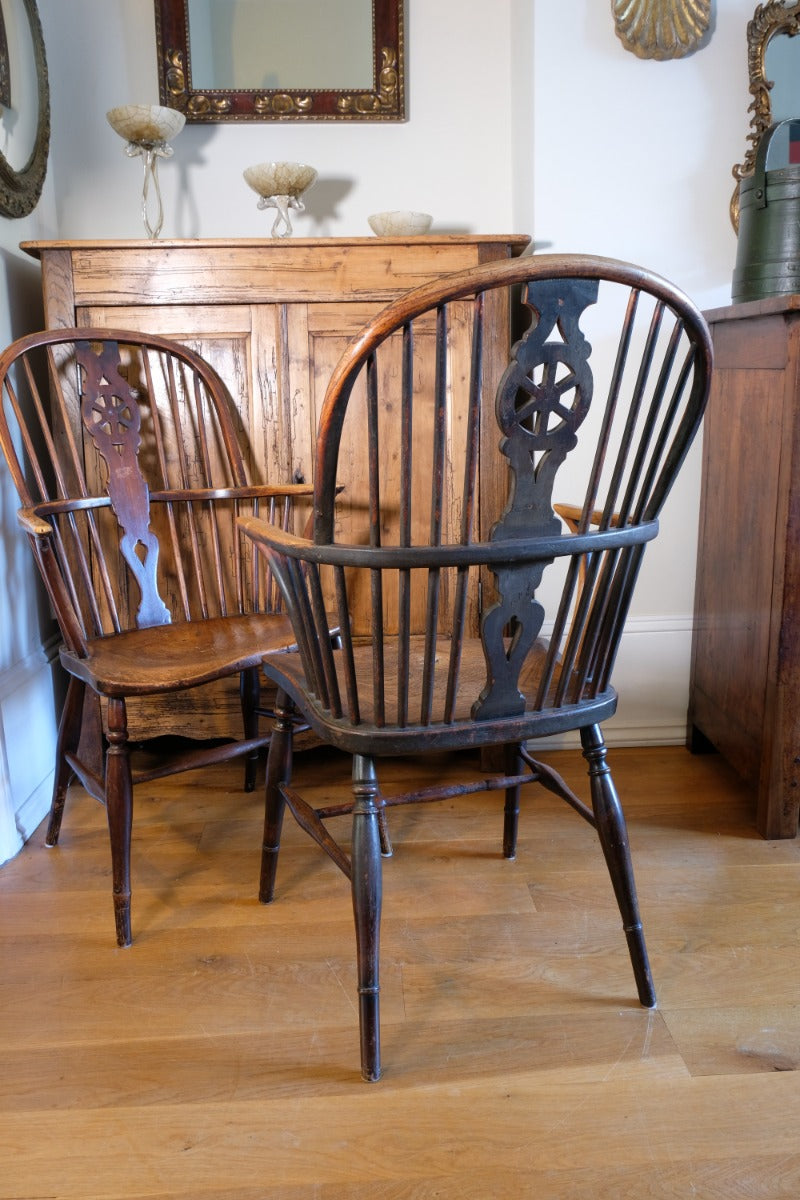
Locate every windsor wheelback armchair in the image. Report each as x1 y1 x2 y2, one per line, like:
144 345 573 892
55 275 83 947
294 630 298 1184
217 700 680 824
239 254 714 1081
0 328 314 946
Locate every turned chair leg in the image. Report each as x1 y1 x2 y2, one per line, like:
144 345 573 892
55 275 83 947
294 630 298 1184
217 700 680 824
377 809 393 857
259 690 294 904
240 666 261 793
105 697 134 948
45 676 84 847
581 723 656 1008
502 742 522 859
351 754 384 1082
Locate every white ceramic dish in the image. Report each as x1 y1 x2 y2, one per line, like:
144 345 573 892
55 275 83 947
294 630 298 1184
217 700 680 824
368 210 433 237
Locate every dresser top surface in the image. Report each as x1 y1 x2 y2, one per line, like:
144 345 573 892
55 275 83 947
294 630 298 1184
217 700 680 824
22 235 531 258
704 294 800 324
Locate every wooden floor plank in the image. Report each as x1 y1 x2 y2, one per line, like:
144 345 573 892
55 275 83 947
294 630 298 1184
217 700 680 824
2 1073 800 1198
663 1004 800 1076
1 744 799 1198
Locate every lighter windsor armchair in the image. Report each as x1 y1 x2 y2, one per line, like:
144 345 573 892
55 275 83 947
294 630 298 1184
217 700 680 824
239 254 714 1080
0 328 314 946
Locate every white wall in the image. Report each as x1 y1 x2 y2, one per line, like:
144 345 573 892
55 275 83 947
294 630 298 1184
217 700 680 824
525 0 753 744
41 0 516 239
0 0 60 861
0 0 762 857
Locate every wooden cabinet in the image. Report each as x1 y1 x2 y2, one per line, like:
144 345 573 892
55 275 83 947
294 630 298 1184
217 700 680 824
24 236 527 492
24 236 529 739
688 296 800 839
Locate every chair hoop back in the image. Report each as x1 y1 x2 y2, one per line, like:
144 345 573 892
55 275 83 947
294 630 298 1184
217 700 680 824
241 254 713 741
0 328 304 656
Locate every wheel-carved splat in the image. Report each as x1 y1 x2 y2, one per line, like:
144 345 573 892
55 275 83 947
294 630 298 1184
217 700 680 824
78 340 171 628
474 278 599 717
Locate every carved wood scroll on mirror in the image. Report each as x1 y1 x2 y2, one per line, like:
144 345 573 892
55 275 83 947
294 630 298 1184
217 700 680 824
612 0 711 60
154 0 405 122
731 1 800 230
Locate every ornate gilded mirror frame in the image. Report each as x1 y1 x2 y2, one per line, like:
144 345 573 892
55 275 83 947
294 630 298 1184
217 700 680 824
732 0 800 229
0 0 50 219
154 0 405 122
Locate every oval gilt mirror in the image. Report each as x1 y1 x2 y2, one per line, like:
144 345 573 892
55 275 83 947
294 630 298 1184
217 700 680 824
0 0 50 219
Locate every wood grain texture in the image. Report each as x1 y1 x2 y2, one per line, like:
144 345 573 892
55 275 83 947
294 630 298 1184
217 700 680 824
24 237 529 738
688 299 800 837
23 238 531 305
1 745 799 1197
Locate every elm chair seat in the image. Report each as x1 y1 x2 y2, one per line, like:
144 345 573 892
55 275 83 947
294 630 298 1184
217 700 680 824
263 633 617 753
240 253 713 1081
62 613 296 696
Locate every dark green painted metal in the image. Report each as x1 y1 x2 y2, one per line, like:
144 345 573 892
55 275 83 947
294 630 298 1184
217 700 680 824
733 120 800 303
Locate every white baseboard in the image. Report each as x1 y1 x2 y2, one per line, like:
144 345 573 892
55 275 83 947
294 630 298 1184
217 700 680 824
0 638 60 865
528 614 693 751
12 768 54 842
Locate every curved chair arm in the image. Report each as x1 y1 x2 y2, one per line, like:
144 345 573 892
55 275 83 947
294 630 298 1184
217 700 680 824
237 513 659 570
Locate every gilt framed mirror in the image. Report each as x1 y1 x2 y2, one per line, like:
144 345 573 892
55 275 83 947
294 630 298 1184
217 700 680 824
732 1 800 229
154 0 405 122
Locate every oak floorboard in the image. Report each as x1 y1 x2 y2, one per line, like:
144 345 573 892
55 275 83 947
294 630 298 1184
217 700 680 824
2 1074 800 1198
662 1004 800 1076
1 745 799 1198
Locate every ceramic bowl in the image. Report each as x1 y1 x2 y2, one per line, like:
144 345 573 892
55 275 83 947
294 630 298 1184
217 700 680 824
243 161 317 198
368 210 433 237
106 104 185 146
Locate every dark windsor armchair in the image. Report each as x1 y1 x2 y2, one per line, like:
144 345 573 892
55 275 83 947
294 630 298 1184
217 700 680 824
239 254 713 1080
0 328 314 946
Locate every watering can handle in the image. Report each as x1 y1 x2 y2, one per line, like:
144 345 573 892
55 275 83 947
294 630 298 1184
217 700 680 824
754 119 798 209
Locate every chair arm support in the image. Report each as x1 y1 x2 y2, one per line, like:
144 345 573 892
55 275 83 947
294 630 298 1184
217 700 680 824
238 515 316 555
554 502 620 532
17 507 53 537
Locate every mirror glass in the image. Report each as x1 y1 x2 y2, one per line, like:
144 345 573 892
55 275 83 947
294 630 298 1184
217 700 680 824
187 0 373 90
765 32 800 122
0 0 38 172
155 0 404 122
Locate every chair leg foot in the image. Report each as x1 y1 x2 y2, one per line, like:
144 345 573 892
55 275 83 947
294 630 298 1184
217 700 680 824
358 989 382 1082
502 743 522 859
260 846 281 904
352 754 383 1082
114 893 133 947
260 691 294 904
45 677 85 846
624 922 657 1008
240 667 262 792
581 724 656 1008
46 778 69 848
244 753 259 793
378 808 393 857
106 697 134 947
